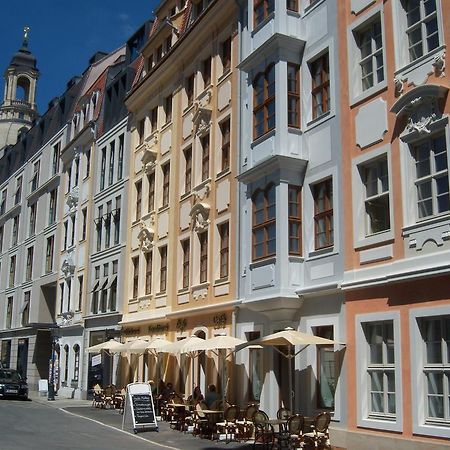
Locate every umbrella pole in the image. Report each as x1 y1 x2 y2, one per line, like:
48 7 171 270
289 346 293 413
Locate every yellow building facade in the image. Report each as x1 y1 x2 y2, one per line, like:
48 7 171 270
122 0 238 399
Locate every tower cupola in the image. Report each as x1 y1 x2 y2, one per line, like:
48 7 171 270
0 26 40 150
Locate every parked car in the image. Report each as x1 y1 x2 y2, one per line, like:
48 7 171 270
0 369 28 400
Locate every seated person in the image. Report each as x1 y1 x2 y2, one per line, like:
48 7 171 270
193 385 204 403
158 382 175 401
205 384 219 408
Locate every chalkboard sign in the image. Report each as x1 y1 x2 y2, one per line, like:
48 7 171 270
122 382 158 433
131 394 155 424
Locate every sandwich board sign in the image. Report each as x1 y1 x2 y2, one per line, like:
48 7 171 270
122 382 158 433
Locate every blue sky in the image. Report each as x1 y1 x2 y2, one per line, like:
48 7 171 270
0 1 160 113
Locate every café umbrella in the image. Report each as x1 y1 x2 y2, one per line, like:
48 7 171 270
236 327 343 412
146 337 172 397
182 334 246 406
121 338 150 354
86 339 125 354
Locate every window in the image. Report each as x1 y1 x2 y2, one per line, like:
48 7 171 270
253 64 275 139
165 35 172 52
313 178 333 249
247 331 263 401
412 133 449 219
66 279 72 313
25 246 33 281
288 186 302 255
162 163 170 207
74 158 79 186
46 236 54 273
105 202 112 249
252 184 276 260
310 53 330 120
220 119 230 172
86 148 91 178
165 94 172 123
49 189 57 225
156 45 163 62
286 0 298 11
52 142 60 175
254 0 274 27
150 107 158 132
314 326 336 409
138 118 145 145
364 321 396 419
132 256 139 298
31 160 40 191
96 206 103 252
404 0 439 62
108 141 115 186
0 189 6 215
221 37 232 74
29 203 37 236
110 276 117 311
0 225 3 253
9 255 16 287
357 19 384 91
202 56 211 87
12 215 19 246
184 148 192 194
147 174 155 212
182 239 190 288
66 166 72 193
361 157 390 234
100 147 106 190
71 215 76 247
63 220 68 250
219 222 229 279
199 232 208 283
22 292 30 327
81 208 87 241
14 177 22 205
73 345 80 382
136 180 142 220
186 74 195 107
117 134 124 180
6 297 13 329
145 251 152 295
287 64 300 128
64 345 69 384
159 246 167 293
201 134 210 181
114 196 121 245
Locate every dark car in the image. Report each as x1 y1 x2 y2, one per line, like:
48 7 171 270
0 369 28 400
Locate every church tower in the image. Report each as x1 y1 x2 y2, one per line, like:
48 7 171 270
0 27 39 150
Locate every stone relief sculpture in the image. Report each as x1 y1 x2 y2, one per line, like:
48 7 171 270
432 52 445 77
137 222 155 253
192 90 212 137
141 138 158 174
61 252 75 278
66 187 79 213
190 202 210 232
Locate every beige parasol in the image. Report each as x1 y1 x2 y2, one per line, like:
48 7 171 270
86 339 125 354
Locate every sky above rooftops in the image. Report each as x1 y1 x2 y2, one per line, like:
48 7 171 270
0 0 159 114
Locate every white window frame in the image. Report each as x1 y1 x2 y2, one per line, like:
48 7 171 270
352 144 394 249
356 311 403 432
410 304 450 438
391 0 445 73
305 315 343 421
347 6 387 105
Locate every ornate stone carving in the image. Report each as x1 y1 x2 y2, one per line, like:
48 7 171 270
137 222 154 253
61 253 75 278
141 139 158 174
193 181 211 201
404 96 438 135
66 187 79 214
176 318 187 332
192 90 212 137
213 313 226 329
190 202 210 232
394 76 403 97
432 52 445 77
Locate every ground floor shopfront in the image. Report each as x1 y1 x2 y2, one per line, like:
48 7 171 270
341 274 450 450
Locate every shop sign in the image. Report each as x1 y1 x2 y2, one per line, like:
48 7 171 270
148 324 169 334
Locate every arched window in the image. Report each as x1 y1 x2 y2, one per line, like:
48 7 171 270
64 344 69 385
252 184 276 260
253 64 275 139
16 77 30 103
73 344 80 383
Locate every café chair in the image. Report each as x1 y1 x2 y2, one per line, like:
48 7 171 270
303 412 331 449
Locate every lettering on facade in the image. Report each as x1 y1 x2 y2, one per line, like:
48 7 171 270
122 328 140 336
176 319 187 332
213 313 226 329
148 324 169 334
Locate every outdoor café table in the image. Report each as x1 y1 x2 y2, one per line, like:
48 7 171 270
201 409 224 428
262 418 288 446
170 403 191 430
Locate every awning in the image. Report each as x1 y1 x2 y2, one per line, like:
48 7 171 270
94 278 108 292
20 299 30 314
105 275 117 290
89 280 99 293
